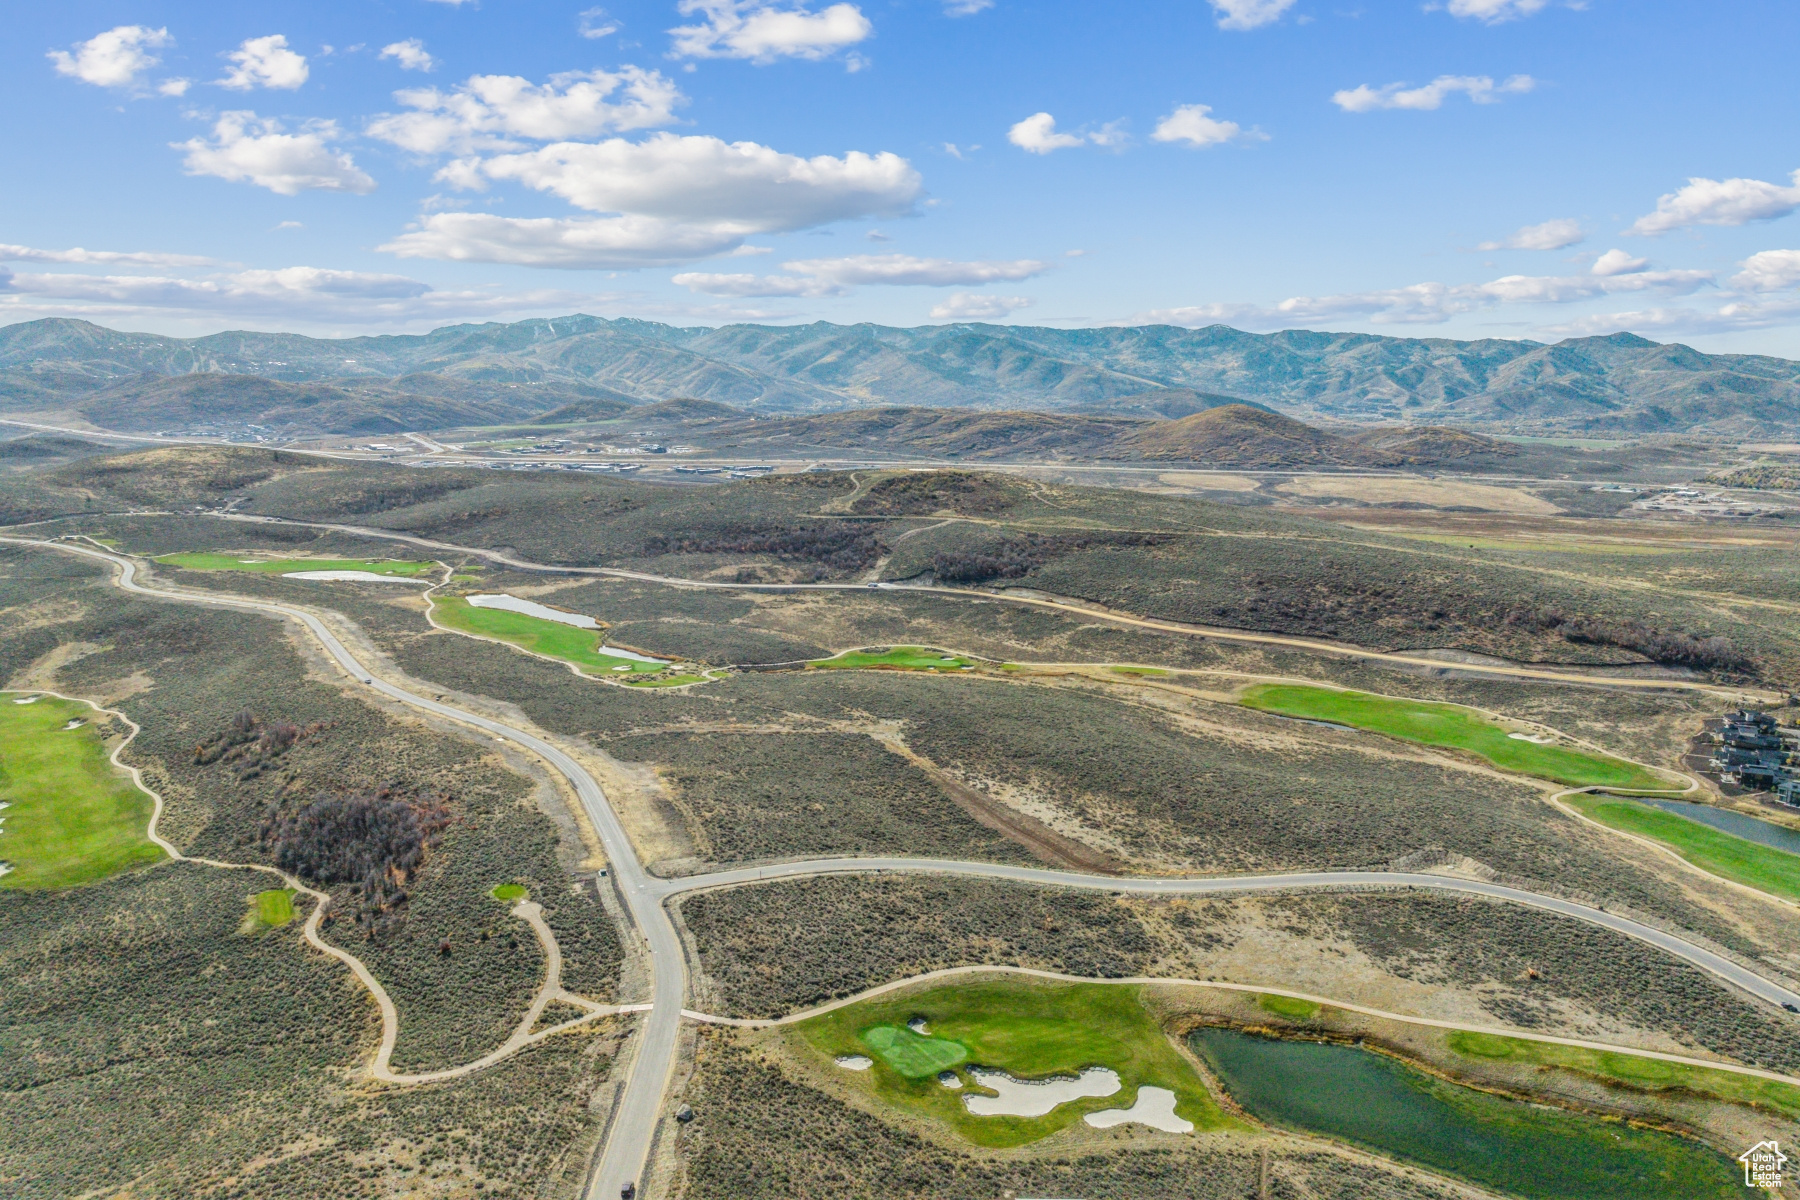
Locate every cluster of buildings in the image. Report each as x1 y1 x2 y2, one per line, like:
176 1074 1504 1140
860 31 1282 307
1711 710 1800 806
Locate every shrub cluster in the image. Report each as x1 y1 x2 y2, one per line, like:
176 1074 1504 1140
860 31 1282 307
261 787 453 931
849 470 1020 516
1504 608 1749 672
193 708 328 780
641 522 885 575
931 532 1175 584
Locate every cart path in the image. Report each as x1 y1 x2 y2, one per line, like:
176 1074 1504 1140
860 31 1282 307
9 535 1799 1200
214 513 1777 701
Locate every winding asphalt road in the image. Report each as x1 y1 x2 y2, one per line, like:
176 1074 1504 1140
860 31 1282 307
8 534 1800 1200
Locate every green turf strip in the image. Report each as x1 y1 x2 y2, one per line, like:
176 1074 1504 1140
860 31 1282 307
1449 1030 1800 1120
796 977 1233 1147
157 553 433 576
0 694 164 889
1257 993 1321 1020
1239 683 1669 790
809 647 977 671
431 595 668 675
490 883 528 902
1565 794 1800 902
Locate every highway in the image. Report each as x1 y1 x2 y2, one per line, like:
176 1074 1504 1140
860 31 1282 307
9 533 1800 1200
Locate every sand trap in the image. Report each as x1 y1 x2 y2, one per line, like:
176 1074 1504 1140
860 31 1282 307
469 593 600 628
13 695 39 704
908 1017 930 1034
1277 476 1561 515
938 1071 963 1089
1508 732 1556 744
1083 1086 1193 1133
0 863 11 879
836 1055 874 1070
62 719 84 730
963 1066 1121 1118
283 570 423 583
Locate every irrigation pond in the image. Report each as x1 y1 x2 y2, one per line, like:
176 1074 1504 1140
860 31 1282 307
1192 1029 1740 1199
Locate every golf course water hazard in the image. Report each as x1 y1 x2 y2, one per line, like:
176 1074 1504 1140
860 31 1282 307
1633 797 1800 856
1192 1030 1740 1199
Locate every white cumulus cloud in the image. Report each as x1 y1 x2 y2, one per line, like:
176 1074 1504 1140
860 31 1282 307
1445 0 1549 22
1207 0 1296 30
1476 218 1584 251
930 293 1033 319
469 133 920 227
669 1 873 63
48 25 172 89
219 34 309 91
1152 104 1254 148
0 243 215 267
382 213 747 269
380 39 436 72
1008 112 1093 154
944 0 994 13
367 68 684 155
671 271 843 297
1626 170 1800 236
1589 248 1648 277
176 112 375 196
674 253 1048 295
1732 250 1800 293
1333 74 1535 113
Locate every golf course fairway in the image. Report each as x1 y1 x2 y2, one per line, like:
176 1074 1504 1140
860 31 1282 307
1239 684 1670 790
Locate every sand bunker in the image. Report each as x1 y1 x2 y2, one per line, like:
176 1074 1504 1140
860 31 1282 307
284 570 424 583
469 594 600 628
836 1055 874 1070
963 1066 1121 1118
1084 1086 1193 1133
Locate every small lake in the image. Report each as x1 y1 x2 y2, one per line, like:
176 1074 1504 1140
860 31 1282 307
1193 1029 1739 1200
963 1066 1120 1118
1631 797 1800 856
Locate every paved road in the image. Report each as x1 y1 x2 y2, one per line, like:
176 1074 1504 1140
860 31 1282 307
215 513 1761 699
658 856 1800 1011
1 537 676 1200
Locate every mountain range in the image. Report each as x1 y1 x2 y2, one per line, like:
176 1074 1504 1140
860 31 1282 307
2 315 1797 436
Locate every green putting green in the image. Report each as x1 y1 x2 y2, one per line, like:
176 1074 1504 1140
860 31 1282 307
490 882 528 902
1239 683 1670 790
1449 1030 1800 1120
0 694 165 889
861 1025 969 1078
246 888 296 930
795 977 1232 1147
432 595 669 676
156 553 433 576
1257 993 1321 1020
809 647 978 672
1565 795 1800 902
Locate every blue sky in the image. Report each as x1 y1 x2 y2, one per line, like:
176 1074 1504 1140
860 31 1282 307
7 1 1800 353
